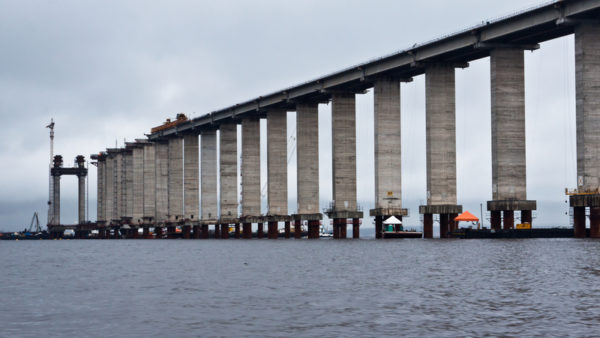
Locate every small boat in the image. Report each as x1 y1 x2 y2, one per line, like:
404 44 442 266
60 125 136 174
381 216 422 239
319 225 333 238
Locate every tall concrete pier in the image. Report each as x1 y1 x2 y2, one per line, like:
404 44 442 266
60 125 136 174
143 142 156 225
292 102 322 238
96 154 106 225
571 22 600 238
131 142 144 225
370 77 408 238
325 93 363 238
201 130 218 238
184 134 199 220
104 153 115 224
241 118 262 238
487 48 536 230
419 64 462 238
266 109 290 239
155 141 169 224
219 123 238 238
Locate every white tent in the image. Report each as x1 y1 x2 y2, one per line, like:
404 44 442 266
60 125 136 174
383 216 402 225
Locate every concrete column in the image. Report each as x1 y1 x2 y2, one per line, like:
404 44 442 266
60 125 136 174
331 93 357 211
220 123 238 219
143 143 156 223
52 175 60 225
374 78 402 210
184 134 199 221
78 174 85 224
168 137 184 222
491 210 501 230
575 23 600 192
97 158 105 223
115 152 123 220
590 207 600 238
426 64 457 205
132 146 144 224
105 156 114 224
123 151 133 220
155 142 169 223
201 130 218 220
439 214 449 238
267 109 288 215
241 118 261 217
503 210 514 230
491 48 527 200
296 102 319 214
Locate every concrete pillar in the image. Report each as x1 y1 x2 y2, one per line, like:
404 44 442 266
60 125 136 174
241 118 261 217
574 206 586 238
575 23 600 192
296 102 319 214
115 152 123 221
184 134 199 221
374 78 402 210
490 48 527 201
168 137 184 222
52 175 60 225
219 123 238 219
331 93 357 211
590 208 600 238
423 214 433 239
143 143 156 224
123 151 134 221
425 64 457 206
97 158 105 223
339 220 347 239
132 146 144 224
503 210 514 230
155 142 169 223
267 109 288 216
201 130 218 220
105 156 114 224
78 174 85 224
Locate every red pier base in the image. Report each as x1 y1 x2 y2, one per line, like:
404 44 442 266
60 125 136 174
201 224 209 239
590 207 600 238
439 214 449 238
221 224 229 239
167 226 176 239
503 210 514 230
155 227 164 239
375 216 383 239
257 223 264 239
268 221 278 239
574 206 586 238
182 225 191 239
423 214 433 239
521 210 532 225
309 220 320 239
284 221 291 238
143 227 150 238
449 213 458 232
243 223 252 239
214 224 220 239
490 211 501 231
352 218 360 239
294 220 302 239
193 225 200 239
234 224 240 239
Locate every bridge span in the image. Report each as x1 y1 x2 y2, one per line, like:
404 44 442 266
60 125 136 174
83 0 600 240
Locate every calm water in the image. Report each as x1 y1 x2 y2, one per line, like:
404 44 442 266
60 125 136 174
2 237 600 337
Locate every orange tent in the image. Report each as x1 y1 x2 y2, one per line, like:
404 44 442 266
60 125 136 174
454 211 479 222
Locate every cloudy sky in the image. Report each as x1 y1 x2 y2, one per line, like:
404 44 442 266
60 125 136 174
0 0 577 231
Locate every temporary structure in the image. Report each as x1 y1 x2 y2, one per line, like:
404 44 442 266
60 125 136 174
383 216 402 225
454 211 479 222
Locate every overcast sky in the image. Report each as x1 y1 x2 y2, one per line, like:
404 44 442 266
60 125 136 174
0 0 577 231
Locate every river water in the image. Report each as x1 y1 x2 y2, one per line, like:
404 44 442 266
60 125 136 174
1 237 600 337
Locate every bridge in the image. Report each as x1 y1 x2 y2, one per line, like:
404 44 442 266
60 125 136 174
85 0 600 239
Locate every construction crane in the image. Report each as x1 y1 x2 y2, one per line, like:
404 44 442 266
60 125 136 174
46 119 54 225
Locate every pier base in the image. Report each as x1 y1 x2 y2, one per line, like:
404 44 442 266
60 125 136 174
193 225 200 239
574 206 586 238
268 221 278 239
182 225 191 239
423 214 433 239
257 223 264 238
201 224 209 239
294 220 302 239
375 216 383 239
235 224 240 238
284 221 290 238
352 218 359 239
503 210 514 230
243 223 252 239
591 207 600 238
214 224 220 239
491 211 501 230
221 224 229 239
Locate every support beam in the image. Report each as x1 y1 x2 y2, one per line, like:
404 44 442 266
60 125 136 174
115 152 123 221
132 146 144 225
104 156 114 224
123 151 133 222
78 174 85 224
184 134 199 221
296 102 320 215
143 143 156 224
331 93 357 212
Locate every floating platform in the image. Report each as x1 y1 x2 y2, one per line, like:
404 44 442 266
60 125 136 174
450 228 577 239
382 231 423 239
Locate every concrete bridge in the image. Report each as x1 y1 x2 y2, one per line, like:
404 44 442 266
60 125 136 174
91 0 600 239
